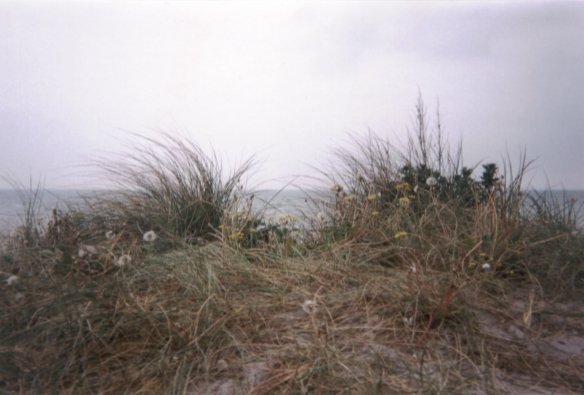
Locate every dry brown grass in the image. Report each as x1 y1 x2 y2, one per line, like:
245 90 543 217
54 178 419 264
2 234 583 394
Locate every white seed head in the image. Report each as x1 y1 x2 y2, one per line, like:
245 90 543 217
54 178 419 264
404 317 414 326
14 292 25 302
426 177 438 186
6 275 19 286
302 300 318 314
78 248 87 258
85 245 97 254
143 230 157 243
414 185 419 193
105 230 115 240
482 263 491 270
316 212 326 222
116 254 132 268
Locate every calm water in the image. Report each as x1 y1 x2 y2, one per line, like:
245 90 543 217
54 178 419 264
1 189 583 235
0 189 322 235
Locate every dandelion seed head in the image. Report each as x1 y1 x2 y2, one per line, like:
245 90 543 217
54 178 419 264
414 185 419 193
116 254 132 268
143 230 157 243
6 275 19 286
426 177 438 186
85 245 97 254
482 263 491 270
78 248 87 259
302 300 318 314
105 230 115 240
316 212 326 222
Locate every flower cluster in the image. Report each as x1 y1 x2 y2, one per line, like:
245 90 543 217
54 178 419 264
396 182 411 191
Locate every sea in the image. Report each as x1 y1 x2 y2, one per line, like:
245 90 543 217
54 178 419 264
1 189 583 236
0 189 325 236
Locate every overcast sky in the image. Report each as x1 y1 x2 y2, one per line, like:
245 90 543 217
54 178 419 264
1 1 583 190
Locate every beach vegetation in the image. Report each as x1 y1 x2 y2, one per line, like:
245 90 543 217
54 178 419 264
1 102 583 394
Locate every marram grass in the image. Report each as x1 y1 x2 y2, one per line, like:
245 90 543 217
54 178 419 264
1 121 584 394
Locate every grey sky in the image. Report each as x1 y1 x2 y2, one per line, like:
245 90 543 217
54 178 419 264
1 1 583 190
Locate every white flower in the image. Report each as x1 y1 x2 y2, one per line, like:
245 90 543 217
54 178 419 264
105 230 115 240
143 230 157 243
302 300 318 314
78 248 87 259
426 177 438 186
482 263 491 270
6 275 19 286
404 317 414 326
411 264 417 273
116 254 132 268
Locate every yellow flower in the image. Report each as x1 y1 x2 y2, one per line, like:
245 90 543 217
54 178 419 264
409 195 416 199
368 194 376 201
399 197 410 205
394 231 407 239
229 232 244 240
331 185 344 192
372 211 379 216
344 195 356 201
479 252 487 257
468 261 477 268
396 182 411 191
